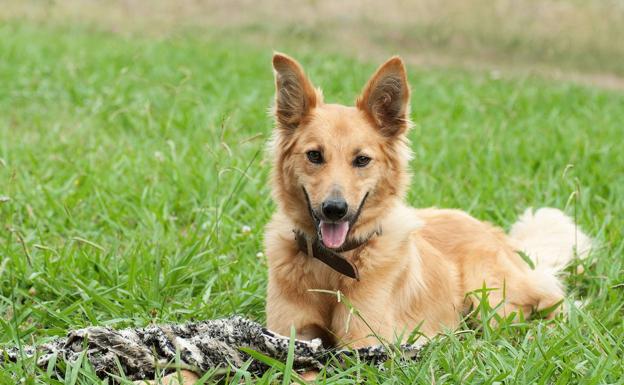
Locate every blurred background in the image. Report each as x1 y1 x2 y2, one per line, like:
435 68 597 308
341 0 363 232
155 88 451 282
3 0 624 89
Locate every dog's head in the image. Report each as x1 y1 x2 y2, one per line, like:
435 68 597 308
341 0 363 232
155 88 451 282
270 53 412 249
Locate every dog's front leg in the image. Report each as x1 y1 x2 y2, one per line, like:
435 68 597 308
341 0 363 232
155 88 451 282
330 291 395 348
266 282 333 345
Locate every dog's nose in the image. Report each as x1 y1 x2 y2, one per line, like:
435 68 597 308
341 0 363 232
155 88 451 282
322 199 348 221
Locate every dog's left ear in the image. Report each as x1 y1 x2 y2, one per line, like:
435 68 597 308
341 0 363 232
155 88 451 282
356 56 410 137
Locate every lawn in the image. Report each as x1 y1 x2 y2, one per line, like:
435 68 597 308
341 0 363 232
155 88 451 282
1 20 623 384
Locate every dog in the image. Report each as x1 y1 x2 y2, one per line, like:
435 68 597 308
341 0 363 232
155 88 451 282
140 53 591 384
264 53 592 349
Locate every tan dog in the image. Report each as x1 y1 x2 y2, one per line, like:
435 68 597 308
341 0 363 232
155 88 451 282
264 53 591 348
140 54 591 384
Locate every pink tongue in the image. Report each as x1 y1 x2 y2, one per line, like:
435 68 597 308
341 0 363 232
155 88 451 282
320 221 350 249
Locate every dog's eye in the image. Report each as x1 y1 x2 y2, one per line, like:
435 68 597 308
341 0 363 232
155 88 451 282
353 155 372 168
306 151 324 164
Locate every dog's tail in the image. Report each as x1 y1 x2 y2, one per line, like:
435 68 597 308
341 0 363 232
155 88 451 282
509 207 592 272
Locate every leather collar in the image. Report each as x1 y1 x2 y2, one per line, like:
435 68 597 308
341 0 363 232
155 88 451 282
294 229 380 280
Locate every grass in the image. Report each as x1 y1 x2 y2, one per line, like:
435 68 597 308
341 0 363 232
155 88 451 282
1 19 623 384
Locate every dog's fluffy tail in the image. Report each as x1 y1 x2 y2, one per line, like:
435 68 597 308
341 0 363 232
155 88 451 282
510 207 592 272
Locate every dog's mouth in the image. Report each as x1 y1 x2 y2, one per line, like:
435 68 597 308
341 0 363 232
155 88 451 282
301 187 370 250
319 221 349 249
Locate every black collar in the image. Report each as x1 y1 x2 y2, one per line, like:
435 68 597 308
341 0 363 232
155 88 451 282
294 229 380 280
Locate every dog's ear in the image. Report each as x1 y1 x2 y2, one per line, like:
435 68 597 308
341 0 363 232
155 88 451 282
272 53 319 130
356 56 410 137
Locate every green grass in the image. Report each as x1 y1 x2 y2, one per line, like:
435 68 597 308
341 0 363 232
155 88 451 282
1 21 623 384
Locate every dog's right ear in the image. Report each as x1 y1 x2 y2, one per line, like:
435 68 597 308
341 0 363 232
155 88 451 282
272 53 319 130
